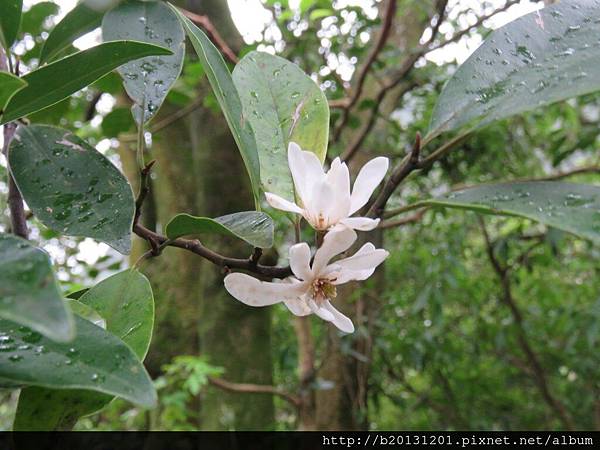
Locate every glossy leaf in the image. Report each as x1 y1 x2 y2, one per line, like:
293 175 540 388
102 0 185 124
0 0 22 51
422 182 600 243
14 270 154 431
0 234 73 342
233 51 329 201
428 0 600 139
0 316 156 407
39 2 103 64
1 40 172 124
66 300 106 330
166 211 274 248
169 4 261 205
8 125 135 254
0 72 27 120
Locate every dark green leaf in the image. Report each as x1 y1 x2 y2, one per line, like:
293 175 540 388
8 125 135 254
0 234 73 342
0 72 27 121
101 106 135 137
14 270 155 430
169 4 262 206
39 2 103 64
233 51 329 201
102 0 185 124
166 211 274 248
1 40 172 124
20 2 58 36
0 0 23 51
0 316 156 407
428 0 600 139
422 182 600 243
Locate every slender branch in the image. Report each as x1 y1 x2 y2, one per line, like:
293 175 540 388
180 8 239 64
379 208 427 229
4 123 28 239
479 219 574 430
331 0 397 143
84 91 103 122
514 165 600 182
208 376 300 407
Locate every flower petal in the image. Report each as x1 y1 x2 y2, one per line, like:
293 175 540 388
224 273 307 307
308 299 335 322
265 192 304 215
284 298 312 316
312 228 357 275
288 142 324 204
349 157 389 214
306 178 337 230
338 217 380 231
326 158 352 223
289 242 312 281
323 301 355 333
336 243 389 272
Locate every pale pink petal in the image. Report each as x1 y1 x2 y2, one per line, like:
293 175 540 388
284 298 312 316
224 273 307 307
308 299 335 322
265 192 304 215
332 268 376 285
338 217 380 231
349 157 389 214
289 243 312 281
323 301 355 333
312 228 357 275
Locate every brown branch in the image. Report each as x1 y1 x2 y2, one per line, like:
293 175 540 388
84 91 103 122
208 376 300 407
379 208 427 229
180 8 239 64
331 0 397 143
479 219 574 430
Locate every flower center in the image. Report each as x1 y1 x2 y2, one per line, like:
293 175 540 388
310 278 337 303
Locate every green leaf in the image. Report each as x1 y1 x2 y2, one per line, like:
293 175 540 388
0 0 23 51
428 0 600 140
8 125 135 254
14 270 155 431
1 40 172 124
101 106 135 137
102 0 185 124
166 211 274 248
0 234 73 342
232 51 329 201
20 1 58 36
66 300 106 330
422 182 600 243
39 2 103 64
0 72 27 121
0 316 156 407
169 4 261 206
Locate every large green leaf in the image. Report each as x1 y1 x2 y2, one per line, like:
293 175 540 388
166 211 274 248
0 316 156 407
0 0 22 51
8 125 135 254
1 40 172 124
422 182 600 243
0 234 73 342
232 51 329 201
14 270 154 431
102 0 185 124
169 4 261 206
0 72 27 121
39 2 103 64
428 0 600 140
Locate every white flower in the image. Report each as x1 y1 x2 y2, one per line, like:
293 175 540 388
224 228 389 333
265 142 389 231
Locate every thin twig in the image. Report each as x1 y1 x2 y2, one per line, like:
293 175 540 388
4 123 28 239
180 8 239 64
208 376 300 407
379 208 427 229
331 0 397 143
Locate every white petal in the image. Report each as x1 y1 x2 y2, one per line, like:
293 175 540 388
336 244 389 272
288 142 324 204
224 273 307 307
332 268 376 285
289 243 312 281
284 298 312 316
265 192 304 215
308 299 335 322
339 217 380 231
323 301 355 333
350 157 389 214
312 228 357 275
326 158 352 223
306 178 336 230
